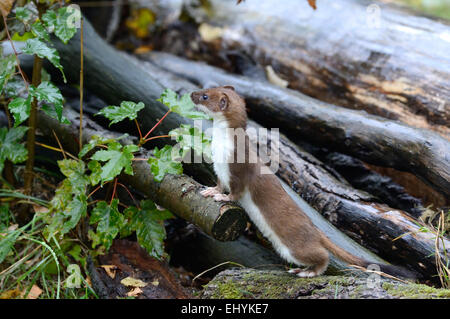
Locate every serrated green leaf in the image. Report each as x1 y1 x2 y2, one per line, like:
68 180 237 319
157 89 210 120
8 96 31 127
31 81 64 122
57 159 89 195
0 229 21 263
0 55 17 93
42 10 57 32
22 38 66 82
3 77 27 98
31 21 50 42
89 200 124 250
91 144 138 183
147 145 183 182
61 194 87 234
96 101 145 126
87 160 102 186
15 7 33 24
169 124 211 159
126 200 173 259
54 7 81 44
41 104 70 124
11 32 35 42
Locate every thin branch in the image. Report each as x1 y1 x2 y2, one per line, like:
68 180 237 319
35 142 78 161
52 130 66 160
79 17 85 152
142 110 171 140
1 12 29 87
110 178 118 205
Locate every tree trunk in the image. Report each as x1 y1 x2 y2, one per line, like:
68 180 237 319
143 52 450 199
150 0 450 139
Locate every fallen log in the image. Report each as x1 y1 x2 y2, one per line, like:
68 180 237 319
142 52 450 199
150 0 450 139
23 18 448 279
201 268 450 299
36 108 247 242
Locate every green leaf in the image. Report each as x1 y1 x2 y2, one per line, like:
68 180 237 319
41 10 57 32
15 7 33 25
11 32 35 42
96 101 145 126
54 7 81 44
89 200 124 250
0 229 21 263
157 89 210 119
61 194 87 234
0 55 17 94
91 144 138 183
22 38 66 82
8 96 31 127
87 160 102 186
57 159 89 195
169 124 212 159
125 200 173 259
31 81 64 122
0 126 28 172
41 104 70 125
147 145 183 182
0 127 28 172
31 21 50 42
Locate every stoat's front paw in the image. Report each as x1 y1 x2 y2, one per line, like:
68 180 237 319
213 193 232 202
200 186 221 197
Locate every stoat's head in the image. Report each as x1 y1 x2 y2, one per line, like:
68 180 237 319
190 86 247 128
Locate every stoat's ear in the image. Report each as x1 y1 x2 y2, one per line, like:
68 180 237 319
222 85 235 91
219 94 229 110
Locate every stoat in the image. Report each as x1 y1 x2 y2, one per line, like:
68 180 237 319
191 86 415 279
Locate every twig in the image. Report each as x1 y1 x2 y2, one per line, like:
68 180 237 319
52 130 66 160
110 178 118 205
144 134 170 143
79 17 84 152
1 12 29 87
35 142 78 161
142 110 171 140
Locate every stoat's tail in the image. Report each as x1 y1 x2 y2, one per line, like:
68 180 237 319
320 234 417 280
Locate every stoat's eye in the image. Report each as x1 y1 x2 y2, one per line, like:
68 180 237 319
202 94 209 100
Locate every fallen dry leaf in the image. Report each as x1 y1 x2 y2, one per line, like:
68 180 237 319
120 276 148 288
100 265 118 279
127 287 143 297
198 23 224 42
151 280 159 286
308 0 317 10
0 0 15 16
265 66 289 88
22 285 43 299
33 205 49 214
0 288 21 299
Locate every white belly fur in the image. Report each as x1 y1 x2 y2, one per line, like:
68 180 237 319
211 119 233 191
239 189 300 265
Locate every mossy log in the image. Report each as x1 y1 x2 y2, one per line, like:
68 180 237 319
143 52 450 199
150 0 450 139
35 108 247 242
201 268 450 299
19 18 447 279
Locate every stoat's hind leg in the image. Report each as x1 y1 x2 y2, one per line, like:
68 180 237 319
200 186 222 197
289 246 329 278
